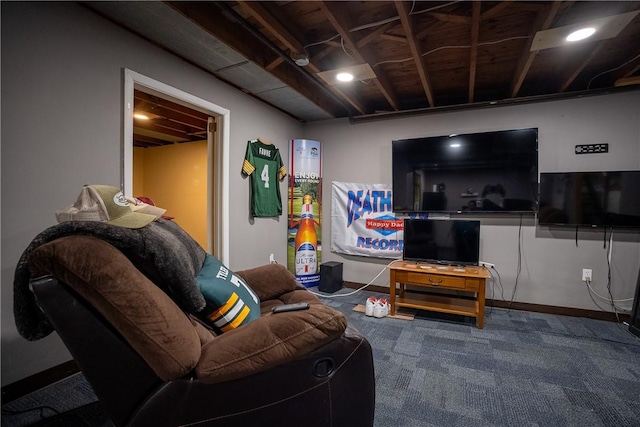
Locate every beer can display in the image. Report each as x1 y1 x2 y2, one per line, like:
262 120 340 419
288 139 322 287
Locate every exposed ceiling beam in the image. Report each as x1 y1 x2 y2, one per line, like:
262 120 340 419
87 1 639 124
312 44 338 62
415 20 451 41
134 102 208 130
319 1 400 111
558 41 605 92
395 0 435 107
620 50 640 78
469 1 481 103
133 134 174 148
429 12 470 25
236 1 305 56
514 3 548 13
357 22 397 48
380 33 407 43
167 1 352 119
605 50 640 88
481 1 513 20
135 91 209 120
510 1 562 97
615 75 640 86
134 118 194 140
265 56 286 71
236 0 368 115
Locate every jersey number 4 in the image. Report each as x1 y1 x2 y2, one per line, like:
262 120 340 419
261 164 270 188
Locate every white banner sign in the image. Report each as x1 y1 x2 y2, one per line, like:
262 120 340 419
331 182 427 258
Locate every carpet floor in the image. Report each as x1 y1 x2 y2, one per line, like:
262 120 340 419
317 287 640 427
3 286 639 427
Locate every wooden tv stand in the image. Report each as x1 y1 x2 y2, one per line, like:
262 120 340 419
387 261 491 328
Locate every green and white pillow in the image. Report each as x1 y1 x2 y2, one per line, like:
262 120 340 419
196 255 261 334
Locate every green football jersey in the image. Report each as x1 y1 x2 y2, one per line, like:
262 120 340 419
242 139 287 217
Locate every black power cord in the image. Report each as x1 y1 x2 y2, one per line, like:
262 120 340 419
486 265 506 316
508 214 524 310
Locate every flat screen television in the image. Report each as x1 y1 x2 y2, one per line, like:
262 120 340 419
539 171 640 228
402 219 480 266
392 128 538 213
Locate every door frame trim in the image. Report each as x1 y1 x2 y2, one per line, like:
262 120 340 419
123 69 230 263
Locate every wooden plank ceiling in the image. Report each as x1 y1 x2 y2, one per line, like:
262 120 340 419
133 90 209 148
129 1 640 142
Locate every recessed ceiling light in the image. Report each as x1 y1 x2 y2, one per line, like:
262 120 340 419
531 10 639 51
450 143 461 148
336 72 354 82
316 63 377 85
566 27 596 42
133 113 149 120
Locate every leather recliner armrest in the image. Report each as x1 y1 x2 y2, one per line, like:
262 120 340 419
236 263 302 301
195 303 347 384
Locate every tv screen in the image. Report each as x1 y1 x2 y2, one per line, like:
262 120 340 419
539 171 640 228
392 128 538 213
403 219 480 266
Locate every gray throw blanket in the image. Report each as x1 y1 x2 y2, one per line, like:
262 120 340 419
14 219 207 341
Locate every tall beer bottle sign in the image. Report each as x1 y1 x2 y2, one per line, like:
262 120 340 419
288 139 321 287
295 195 317 275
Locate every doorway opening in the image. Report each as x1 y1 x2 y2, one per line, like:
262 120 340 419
123 69 230 262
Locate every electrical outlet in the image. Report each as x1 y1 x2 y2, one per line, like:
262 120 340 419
269 253 276 264
582 268 592 282
479 261 495 269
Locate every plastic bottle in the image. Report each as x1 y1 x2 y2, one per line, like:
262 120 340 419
295 194 318 275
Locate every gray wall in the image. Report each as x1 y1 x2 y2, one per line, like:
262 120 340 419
1 2 303 385
1 2 639 387
307 92 640 313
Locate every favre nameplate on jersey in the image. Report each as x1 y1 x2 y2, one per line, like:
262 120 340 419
331 182 426 258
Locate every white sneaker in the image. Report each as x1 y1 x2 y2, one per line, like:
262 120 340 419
365 296 377 316
373 298 389 318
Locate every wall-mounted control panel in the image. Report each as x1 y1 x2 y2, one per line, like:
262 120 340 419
575 143 608 154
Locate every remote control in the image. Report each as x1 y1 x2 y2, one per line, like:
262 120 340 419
272 302 310 314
